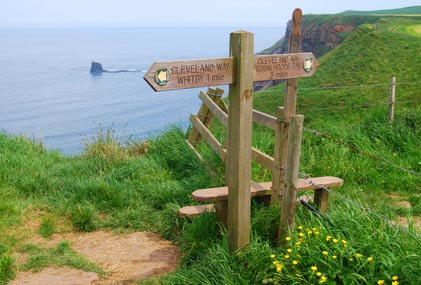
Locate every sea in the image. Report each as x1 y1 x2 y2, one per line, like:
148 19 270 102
0 27 283 155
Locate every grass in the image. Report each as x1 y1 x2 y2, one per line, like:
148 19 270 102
0 13 420 285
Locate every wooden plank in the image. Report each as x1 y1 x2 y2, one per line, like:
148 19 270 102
178 204 215 217
202 88 225 129
254 53 318 82
184 139 203 162
144 58 234 91
192 176 343 202
199 91 229 127
251 147 274 170
252 109 277 130
279 114 304 246
190 114 227 161
227 30 254 252
271 107 285 203
314 189 329 213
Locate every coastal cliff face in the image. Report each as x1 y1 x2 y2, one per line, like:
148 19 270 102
256 14 378 90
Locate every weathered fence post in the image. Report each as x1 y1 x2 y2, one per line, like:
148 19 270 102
389 77 396 124
227 30 254 252
271 8 303 205
278 114 304 246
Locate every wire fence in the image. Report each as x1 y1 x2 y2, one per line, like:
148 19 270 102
303 127 421 176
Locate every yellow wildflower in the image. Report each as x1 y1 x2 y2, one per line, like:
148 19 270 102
276 264 283 272
392 281 399 285
332 255 337 259
307 230 313 235
292 260 298 265
284 254 290 259
326 235 332 241
316 272 322 277
377 280 385 285
367 256 374 262
333 238 338 243
298 225 303 230
349 258 354 262
322 251 329 256
356 253 363 258
299 232 305 237
270 254 275 259
311 265 318 271
287 248 292 253
320 275 327 283
315 231 320 235
392 276 399 281
285 236 291 241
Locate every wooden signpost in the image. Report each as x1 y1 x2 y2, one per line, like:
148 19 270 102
144 8 317 252
144 54 318 91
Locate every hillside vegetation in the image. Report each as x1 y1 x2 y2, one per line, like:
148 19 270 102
0 9 420 285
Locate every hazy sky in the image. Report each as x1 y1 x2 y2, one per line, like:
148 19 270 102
0 0 420 28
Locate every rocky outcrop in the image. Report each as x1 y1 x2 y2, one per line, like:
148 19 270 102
90 61 104 74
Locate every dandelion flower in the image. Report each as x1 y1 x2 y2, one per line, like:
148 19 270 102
392 276 399 281
287 248 292 253
315 231 320 235
332 255 337 259
356 253 363 258
333 238 338 243
326 235 332 241
392 281 399 285
284 254 290 259
322 251 329 256
320 276 327 283
311 265 318 271
316 272 322 277
367 256 374 262
270 254 275 259
307 230 313 235
285 236 291 241
292 260 298 265
299 232 305 237
298 225 303 230
377 280 385 285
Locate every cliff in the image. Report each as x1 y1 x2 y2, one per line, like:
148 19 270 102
256 14 379 90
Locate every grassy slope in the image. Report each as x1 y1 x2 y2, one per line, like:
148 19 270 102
0 13 420 285
341 6 421 15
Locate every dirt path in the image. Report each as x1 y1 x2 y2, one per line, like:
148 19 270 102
10 231 181 285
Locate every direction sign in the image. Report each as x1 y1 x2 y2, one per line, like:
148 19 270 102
144 53 318 91
144 58 234 91
254 52 318 82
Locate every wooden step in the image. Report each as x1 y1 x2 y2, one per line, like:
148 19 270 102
191 176 343 202
178 204 215 218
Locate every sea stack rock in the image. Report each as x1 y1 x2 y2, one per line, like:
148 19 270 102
90 61 104 74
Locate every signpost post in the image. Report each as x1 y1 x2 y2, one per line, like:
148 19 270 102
144 9 317 252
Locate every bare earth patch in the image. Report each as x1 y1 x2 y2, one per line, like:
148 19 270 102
11 231 181 285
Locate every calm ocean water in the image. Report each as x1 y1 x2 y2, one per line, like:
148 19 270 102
0 27 282 155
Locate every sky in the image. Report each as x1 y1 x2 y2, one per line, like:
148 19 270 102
0 0 420 28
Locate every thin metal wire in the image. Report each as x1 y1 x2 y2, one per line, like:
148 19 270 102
304 128 421 176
